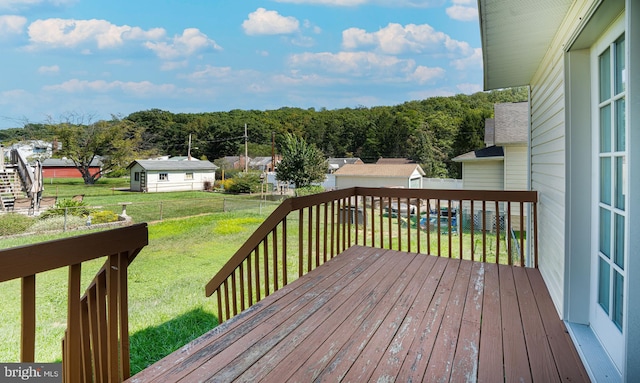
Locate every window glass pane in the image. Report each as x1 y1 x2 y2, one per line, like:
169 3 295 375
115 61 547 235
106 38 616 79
600 157 611 205
615 98 625 151
600 207 611 258
615 35 625 94
599 257 610 313
600 47 611 102
615 213 625 269
615 157 625 210
600 104 611 153
613 271 623 330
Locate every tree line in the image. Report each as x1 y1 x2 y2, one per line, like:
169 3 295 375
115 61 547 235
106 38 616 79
0 87 527 183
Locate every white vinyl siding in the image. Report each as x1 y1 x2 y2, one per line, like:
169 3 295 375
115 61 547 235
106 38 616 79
504 145 528 190
528 0 608 318
461 161 504 190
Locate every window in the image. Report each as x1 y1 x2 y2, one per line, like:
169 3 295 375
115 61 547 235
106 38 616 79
185 172 194 180
159 173 169 181
134 172 140 181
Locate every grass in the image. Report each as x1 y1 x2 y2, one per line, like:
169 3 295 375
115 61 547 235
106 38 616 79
0 179 278 374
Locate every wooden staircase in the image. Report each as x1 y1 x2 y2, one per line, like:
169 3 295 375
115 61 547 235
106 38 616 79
0 169 22 211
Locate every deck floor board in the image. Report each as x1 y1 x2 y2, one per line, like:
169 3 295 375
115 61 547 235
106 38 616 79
126 246 589 383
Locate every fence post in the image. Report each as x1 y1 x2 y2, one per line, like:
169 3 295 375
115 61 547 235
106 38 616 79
64 207 68 232
159 201 163 221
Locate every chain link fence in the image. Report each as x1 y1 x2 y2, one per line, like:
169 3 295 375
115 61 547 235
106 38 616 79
0 197 283 238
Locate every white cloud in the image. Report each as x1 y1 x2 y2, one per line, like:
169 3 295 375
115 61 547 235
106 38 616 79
37 64 59 74
0 15 27 35
411 65 445 84
144 28 221 60
160 60 188 71
43 79 176 97
446 0 478 22
184 65 260 84
242 8 299 35
27 18 165 50
288 50 443 85
342 23 473 56
450 47 482 70
456 82 482 94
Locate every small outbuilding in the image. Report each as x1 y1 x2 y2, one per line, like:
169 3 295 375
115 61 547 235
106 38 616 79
334 164 425 189
127 159 217 192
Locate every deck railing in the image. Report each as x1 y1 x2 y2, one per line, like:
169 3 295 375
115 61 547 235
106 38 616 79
0 223 149 383
206 187 538 323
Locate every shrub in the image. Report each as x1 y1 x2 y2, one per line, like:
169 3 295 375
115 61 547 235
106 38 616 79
0 213 34 236
227 173 261 194
203 179 213 191
39 199 94 219
295 185 325 197
91 210 120 224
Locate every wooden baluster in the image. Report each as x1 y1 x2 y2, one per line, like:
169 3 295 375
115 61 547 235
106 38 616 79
263 238 270 295
458 200 463 260
282 220 288 285
406 197 411 253
482 201 487 262
315 205 320 267
470 200 475 262
436 202 442 257
79 296 92 382
239 263 246 311
495 200 500 264
273 228 279 292
20 275 36 362
299 209 304 276
87 286 100 383
107 255 119 381
323 203 328 263
255 248 261 301
247 254 253 306
67 263 82 383
448 199 452 258
426 199 431 255
520 202 525 267
507 202 512 265
118 252 131 380
231 271 238 316
216 288 223 326
96 272 108 383
223 280 230 322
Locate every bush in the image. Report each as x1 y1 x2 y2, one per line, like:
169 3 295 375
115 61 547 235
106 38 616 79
91 210 120 224
227 173 261 194
0 213 34 236
39 199 94 219
295 185 325 197
203 179 213 191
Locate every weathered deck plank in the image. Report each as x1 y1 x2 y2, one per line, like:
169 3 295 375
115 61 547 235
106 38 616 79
126 246 590 383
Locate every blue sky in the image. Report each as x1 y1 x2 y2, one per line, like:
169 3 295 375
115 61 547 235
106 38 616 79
0 0 482 129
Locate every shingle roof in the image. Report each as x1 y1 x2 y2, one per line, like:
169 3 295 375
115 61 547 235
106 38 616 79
128 160 217 171
494 102 528 145
452 145 504 162
334 164 425 177
43 158 102 167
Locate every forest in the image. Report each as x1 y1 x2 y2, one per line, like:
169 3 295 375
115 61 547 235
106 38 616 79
0 87 527 179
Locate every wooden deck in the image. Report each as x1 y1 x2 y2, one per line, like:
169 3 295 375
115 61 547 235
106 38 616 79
127 246 589 382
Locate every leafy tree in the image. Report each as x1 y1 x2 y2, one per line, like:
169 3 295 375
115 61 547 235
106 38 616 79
51 117 146 184
276 133 327 188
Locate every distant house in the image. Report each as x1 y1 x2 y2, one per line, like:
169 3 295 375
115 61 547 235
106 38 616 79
42 158 102 179
327 157 364 173
8 140 53 163
248 156 281 172
218 156 248 171
127 159 217 192
334 164 425 189
453 102 528 191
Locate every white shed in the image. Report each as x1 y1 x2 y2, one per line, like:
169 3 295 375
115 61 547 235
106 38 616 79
127 159 217 192
334 164 425 189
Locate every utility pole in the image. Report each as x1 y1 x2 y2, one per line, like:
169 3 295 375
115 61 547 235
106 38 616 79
271 131 275 172
244 123 248 173
187 134 192 160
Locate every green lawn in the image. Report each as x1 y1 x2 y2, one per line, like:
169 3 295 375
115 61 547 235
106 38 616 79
0 182 277 374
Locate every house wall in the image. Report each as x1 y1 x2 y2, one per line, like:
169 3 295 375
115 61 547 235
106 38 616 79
503 145 528 190
129 164 214 193
461 160 503 190
43 167 100 178
335 176 411 189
